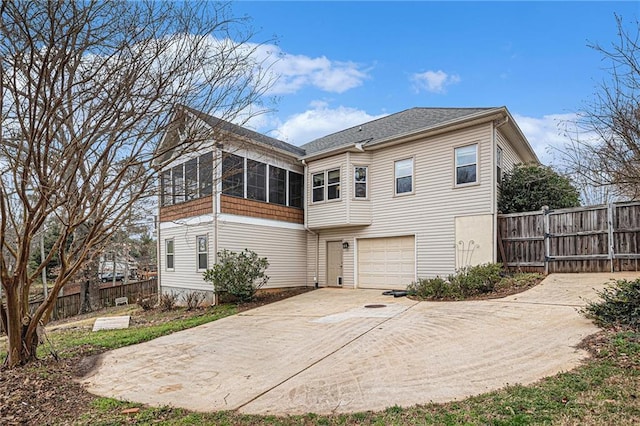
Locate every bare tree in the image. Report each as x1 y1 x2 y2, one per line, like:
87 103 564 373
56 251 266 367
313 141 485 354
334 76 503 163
0 0 274 367
560 15 640 201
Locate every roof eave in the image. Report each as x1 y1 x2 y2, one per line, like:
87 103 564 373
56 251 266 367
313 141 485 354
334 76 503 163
300 108 506 161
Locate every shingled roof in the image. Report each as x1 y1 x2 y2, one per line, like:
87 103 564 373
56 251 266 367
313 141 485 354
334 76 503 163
300 107 498 155
183 105 306 157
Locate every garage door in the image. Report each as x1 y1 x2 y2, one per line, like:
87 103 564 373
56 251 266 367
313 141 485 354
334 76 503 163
357 236 415 289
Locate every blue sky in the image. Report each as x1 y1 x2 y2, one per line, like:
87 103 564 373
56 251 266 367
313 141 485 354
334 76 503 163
231 1 640 164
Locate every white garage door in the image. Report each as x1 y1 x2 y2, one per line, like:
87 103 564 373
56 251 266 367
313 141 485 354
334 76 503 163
357 236 415 289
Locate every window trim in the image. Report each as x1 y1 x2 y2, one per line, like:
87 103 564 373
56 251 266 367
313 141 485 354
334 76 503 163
326 168 341 201
454 143 479 187
394 157 414 196
312 171 325 203
268 165 287 205
196 235 208 271
353 165 368 199
288 171 304 208
496 145 503 184
165 239 175 271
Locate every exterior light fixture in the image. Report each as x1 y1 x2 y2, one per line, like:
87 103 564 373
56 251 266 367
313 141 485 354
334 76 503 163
342 241 349 250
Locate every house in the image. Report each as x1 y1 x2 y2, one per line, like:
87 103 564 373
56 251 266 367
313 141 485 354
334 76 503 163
156 106 538 301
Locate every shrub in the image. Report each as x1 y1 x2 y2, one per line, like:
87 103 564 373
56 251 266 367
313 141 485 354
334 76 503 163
158 292 178 311
581 279 640 330
450 263 503 297
182 291 206 311
136 294 155 311
407 277 458 300
202 249 269 303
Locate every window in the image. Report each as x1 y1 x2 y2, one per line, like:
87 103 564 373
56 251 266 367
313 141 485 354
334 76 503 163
247 159 267 202
327 169 341 200
312 172 325 202
165 240 174 270
354 166 367 198
161 170 172 206
395 158 413 194
185 158 198 201
172 164 184 204
222 152 244 197
199 152 213 197
196 235 208 270
496 146 503 184
268 166 286 205
455 144 477 185
288 171 303 208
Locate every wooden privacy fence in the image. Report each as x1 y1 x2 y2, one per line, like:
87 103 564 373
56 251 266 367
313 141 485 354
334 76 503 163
25 279 158 323
498 201 640 273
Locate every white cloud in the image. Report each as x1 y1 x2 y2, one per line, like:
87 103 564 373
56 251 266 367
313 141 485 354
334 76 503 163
512 113 580 165
252 44 369 95
411 70 461 94
270 104 387 145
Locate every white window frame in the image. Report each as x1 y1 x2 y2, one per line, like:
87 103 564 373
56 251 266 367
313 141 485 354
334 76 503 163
455 144 478 187
196 235 208 271
354 166 368 199
394 158 414 195
496 145 503 184
165 239 175 271
327 168 341 201
312 171 325 203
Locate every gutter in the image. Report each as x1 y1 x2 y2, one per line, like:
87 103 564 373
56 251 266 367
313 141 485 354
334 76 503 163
302 159 319 288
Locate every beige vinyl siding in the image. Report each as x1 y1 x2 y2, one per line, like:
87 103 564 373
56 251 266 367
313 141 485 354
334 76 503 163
159 218 214 292
497 129 523 173
217 220 307 288
307 154 348 228
311 227 367 288
306 122 496 281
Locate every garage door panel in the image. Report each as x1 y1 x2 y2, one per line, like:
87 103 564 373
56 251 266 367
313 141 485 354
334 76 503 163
357 236 415 290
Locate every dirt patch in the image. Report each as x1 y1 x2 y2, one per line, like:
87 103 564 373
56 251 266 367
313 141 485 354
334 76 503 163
0 287 314 425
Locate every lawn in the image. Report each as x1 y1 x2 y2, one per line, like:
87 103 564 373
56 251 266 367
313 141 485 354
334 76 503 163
1 289 639 425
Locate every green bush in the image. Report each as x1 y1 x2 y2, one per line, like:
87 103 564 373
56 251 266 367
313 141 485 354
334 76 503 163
408 263 511 300
407 276 458 300
451 263 503 297
581 279 640 330
202 249 269 303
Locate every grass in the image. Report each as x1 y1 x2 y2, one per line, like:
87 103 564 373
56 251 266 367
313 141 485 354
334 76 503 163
40 304 237 359
4 295 639 425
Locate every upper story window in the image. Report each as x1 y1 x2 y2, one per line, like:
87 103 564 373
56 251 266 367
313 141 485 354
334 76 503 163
354 166 368 199
327 169 341 200
222 152 244 197
172 164 184 204
455 144 478 186
395 158 413 195
185 157 198 201
165 239 175 270
161 170 172 206
312 172 325 202
199 152 213 197
288 172 303 208
247 159 267 202
269 166 287 205
496 146 503 184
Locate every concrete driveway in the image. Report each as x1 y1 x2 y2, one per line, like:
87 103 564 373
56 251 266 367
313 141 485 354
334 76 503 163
82 272 639 415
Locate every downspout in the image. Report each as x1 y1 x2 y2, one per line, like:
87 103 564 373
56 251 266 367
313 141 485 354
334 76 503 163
302 159 319 288
493 116 509 263
213 145 222 302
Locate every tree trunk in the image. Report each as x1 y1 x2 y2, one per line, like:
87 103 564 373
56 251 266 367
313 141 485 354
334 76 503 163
3 284 37 368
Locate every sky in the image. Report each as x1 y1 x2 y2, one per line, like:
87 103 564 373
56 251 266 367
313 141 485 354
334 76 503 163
228 1 640 165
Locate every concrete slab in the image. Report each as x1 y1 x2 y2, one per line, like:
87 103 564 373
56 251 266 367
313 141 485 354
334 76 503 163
92 316 130 332
81 272 640 415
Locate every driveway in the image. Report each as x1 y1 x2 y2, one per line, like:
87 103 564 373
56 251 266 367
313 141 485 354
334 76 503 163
82 272 639 415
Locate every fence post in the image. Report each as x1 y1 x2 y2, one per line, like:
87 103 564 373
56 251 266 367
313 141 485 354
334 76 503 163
542 206 550 275
608 202 615 273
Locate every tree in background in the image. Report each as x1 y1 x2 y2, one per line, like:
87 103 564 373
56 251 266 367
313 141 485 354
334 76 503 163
560 15 640 200
0 0 273 368
498 164 581 214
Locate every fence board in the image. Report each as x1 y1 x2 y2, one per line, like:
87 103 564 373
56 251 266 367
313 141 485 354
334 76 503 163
498 202 640 273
